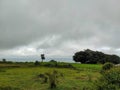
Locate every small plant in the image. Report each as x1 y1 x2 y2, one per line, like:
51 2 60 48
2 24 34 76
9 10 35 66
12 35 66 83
47 70 57 89
37 70 63 89
38 74 48 83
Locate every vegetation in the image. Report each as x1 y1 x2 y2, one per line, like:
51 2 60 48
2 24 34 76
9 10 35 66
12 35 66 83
38 70 63 89
0 62 102 90
102 62 114 71
2 59 6 63
96 65 120 90
34 61 40 66
73 49 120 64
41 54 45 62
0 60 119 90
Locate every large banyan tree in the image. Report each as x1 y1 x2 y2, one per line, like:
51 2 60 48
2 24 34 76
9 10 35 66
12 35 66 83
73 49 120 64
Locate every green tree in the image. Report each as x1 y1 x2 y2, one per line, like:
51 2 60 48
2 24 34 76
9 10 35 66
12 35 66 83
34 60 40 66
73 49 120 64
2 59 6 63
41 54 45 62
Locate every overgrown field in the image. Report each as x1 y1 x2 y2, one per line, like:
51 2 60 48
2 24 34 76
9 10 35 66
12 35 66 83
0 62 108 90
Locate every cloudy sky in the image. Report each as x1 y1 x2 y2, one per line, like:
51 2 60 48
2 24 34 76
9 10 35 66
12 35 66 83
0 0 120 61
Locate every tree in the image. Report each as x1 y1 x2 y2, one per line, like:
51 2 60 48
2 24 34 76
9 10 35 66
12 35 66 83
34 60 40 66
2 58 6 63
41 54 45 62
73 49 120 64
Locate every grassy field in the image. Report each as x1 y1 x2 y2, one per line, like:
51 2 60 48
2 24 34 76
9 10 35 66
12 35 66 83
72 63 102 71
0 62 102 90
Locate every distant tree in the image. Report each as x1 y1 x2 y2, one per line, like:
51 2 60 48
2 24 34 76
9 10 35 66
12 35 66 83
2 59 6 63
73 49 120 64
108 55 120 64
50 60 57 63
34 60 40 66
41 54 45 62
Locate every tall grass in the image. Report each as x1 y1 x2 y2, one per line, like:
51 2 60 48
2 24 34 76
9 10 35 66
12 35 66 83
0 63 102 90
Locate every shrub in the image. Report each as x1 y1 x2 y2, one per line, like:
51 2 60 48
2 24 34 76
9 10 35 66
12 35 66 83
44 62 75 69
38 74 48 83
101 62 114 71
44 62 57 67
56 63 74 68
34 61 40 66
95 67 120 90
49 60 57 63
37 70 63 89
103 67 120 87
95 80 118 90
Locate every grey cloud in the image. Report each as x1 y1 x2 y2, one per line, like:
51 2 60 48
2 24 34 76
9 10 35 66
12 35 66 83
0 0 120 56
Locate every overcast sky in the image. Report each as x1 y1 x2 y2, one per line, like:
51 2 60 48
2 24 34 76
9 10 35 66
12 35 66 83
0 0 120 59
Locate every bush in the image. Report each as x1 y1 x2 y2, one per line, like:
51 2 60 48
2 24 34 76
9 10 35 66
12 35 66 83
34 61 40 66
44 62 57 67
49 60 57 63
102 62 114 71
103 67 120 86
95 80 118 90
37 70 63 89
95 67 120 90
38 74 48 83
44 62 75 69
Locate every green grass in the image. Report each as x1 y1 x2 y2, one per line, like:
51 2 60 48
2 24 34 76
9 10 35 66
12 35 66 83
72 63 102 71
0 63 102 90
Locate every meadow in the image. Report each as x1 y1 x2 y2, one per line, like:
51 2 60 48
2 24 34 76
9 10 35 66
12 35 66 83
0 62 104 90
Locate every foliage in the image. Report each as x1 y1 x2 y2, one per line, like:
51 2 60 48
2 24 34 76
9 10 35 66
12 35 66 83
38 74 48 83
34 61 40 66
102 62 114 71
44 62 57 67
0 63 101 90
41 54 45 62
0 59 13 64
44 62 74 69
38 70 63 89
95 80 118 90
49 60 57 63
2 59 6 63
0 86 20 90
73 49 120 64
95 67 120 90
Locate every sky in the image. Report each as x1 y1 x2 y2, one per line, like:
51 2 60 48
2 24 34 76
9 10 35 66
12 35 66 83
0 0 120 61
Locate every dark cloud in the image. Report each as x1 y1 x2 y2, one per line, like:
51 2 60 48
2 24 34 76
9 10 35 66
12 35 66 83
0 0 120 56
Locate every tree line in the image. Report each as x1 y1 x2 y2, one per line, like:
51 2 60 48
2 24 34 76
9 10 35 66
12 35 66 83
73 49 120 64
